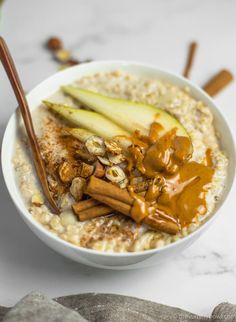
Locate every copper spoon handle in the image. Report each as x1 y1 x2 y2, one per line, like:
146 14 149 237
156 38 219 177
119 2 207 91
0 37 60 213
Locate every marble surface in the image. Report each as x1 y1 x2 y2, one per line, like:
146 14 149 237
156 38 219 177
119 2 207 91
0 0 235 316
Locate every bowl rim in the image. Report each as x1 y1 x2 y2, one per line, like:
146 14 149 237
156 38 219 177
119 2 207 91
1 59 235 258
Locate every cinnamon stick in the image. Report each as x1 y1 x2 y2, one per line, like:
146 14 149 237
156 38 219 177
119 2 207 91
76 204 113 221
72 198 100 213
86 177 133 205
84 177 179 235
91 193 130 215
72 180 150 220
202 69 233 96
183 41 198 78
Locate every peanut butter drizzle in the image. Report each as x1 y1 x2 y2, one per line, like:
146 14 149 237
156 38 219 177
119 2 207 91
156 162 214 226
127 122 214 229
205 148 213 167
145 177 163 202
129 186 149 223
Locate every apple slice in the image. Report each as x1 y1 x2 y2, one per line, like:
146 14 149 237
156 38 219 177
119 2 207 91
62 87 190 138
43 101 129 139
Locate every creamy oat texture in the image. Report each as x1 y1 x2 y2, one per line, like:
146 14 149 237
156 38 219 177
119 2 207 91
13 70 228 252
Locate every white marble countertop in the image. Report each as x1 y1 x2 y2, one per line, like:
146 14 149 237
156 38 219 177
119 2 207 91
0 0 235 316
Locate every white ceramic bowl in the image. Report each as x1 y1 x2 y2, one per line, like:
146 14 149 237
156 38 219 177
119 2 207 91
1 61 235 269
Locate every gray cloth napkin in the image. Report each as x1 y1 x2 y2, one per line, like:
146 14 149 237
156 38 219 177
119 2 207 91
1 292 87 322
55 293 207 321
0 292 235 321
211 303 236 322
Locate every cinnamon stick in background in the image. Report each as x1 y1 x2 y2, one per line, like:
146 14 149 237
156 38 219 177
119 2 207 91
202 69 233 96
182 41 198 78
82 176 179 235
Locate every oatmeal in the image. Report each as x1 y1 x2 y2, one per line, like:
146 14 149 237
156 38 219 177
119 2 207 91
13 70 228 252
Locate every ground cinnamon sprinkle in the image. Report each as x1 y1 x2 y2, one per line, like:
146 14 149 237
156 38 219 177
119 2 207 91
38 117 82 198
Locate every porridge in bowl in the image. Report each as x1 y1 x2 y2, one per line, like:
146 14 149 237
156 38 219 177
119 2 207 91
13 70 228 252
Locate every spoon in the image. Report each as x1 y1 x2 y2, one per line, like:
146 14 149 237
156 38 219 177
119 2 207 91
0 37 60 213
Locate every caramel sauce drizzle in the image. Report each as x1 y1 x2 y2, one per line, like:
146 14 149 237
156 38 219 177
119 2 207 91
127 122 214 228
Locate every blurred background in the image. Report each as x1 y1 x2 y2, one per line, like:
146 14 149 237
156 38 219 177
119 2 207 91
0 0 235 315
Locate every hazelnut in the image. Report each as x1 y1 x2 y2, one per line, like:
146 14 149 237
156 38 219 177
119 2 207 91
69 177 86 201
80 162 94 178
104 139 122 155
75 149 96 163
105 166 126 183
46 37 62 51
119 178 128 189
58 161 76 183
85 136 105 156
108 153 125 165
94 162 105 178
97 156 111 166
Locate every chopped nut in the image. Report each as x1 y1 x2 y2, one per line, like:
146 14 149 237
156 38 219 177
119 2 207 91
47 176 58 189
85 136 105 156
58 161 76 183
46 37 62 51
48 175 65 199
97 156 111 166
105 165 126 183
69 177 86 201
119 178 128 189
74 165 83 176
131 180 150 193
130 176 144 185
118 161 128 169
104 139 122 155
80 162 94 178
54 49 71 63
108 153 126 165
75 149 97 163
94 162 105 178
31 193 44 206
47 176 65 196
131 169 142 177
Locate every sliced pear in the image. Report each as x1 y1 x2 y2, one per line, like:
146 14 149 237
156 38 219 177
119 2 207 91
62 87 190 138
65 128 94 142
43 101 129 139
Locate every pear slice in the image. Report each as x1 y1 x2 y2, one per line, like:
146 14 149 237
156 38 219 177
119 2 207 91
62 87 190 138
43 101 129 139
65 128 94 142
